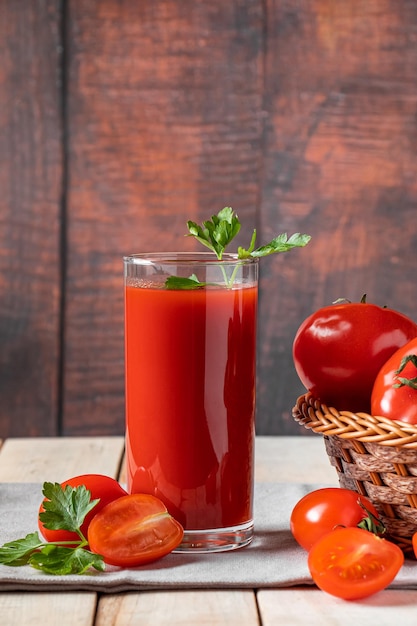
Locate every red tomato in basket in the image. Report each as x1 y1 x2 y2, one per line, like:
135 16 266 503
290 487 381 551
308 527 404 600
87 493 184 567
371 337 417 424
38 474 128 544
293 298 417 413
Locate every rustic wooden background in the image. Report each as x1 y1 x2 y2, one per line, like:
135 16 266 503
1 0 416 438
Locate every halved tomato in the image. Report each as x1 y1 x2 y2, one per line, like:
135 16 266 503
308 527 404 600
87 493 184 567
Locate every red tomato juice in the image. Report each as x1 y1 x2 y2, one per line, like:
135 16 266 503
125 281 257 530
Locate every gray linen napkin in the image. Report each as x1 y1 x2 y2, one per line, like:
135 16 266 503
1 482 417 592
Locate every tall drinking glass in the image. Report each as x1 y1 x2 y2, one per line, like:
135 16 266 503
124 252 258 552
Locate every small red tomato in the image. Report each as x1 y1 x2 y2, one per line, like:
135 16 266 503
38 474 128 544
308 527 404 600
290 487 381 551
371 337 417 424
413 531 417 559
293 299 417 412
87 493 184 567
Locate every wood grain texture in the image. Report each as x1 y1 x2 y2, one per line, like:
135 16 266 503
1 1 417 437
0 1 62 436
257 588 417 625
0 436 125 482
1 436 415 625
257 0 417 434
63 0 264 434
0 592 97 626
96 591 259 626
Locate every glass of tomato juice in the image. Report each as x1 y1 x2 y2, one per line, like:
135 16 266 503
124 252 258 552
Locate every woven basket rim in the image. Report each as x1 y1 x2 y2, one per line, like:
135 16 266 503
292 392 417 448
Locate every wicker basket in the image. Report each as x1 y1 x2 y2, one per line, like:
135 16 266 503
292 392 417 557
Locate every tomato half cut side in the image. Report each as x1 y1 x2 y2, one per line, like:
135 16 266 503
87 493 184 567
38 474 128 544
308 527 404 600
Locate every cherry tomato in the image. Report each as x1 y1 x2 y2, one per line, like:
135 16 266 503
87 493 184 567
290 487 381 551
371 337 417 424
308 527 404 600
293 299 417 412
38 474 128 544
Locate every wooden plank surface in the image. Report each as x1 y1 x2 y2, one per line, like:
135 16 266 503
1 1 417 441
0 436 125 482
96 591 260 626
0 436 415 626
62 0 417 436
0 0 62 436
62 0 263 435
257 588 417 626
0 592 97 626
254 436 337 484
257 0 417 434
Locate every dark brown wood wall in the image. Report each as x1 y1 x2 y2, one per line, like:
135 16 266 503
1 0 416 438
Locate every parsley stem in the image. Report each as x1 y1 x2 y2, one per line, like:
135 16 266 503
226 262 242 288
219 264 229 287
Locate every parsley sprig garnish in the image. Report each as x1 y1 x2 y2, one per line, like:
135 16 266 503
165 207 311 289
186 207 242 259
0 482 105 575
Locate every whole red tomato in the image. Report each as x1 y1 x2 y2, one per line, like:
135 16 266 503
371 337 417 424
293 298 417 412
308 527 404 600
290 487 382 551
88 493 184 566
38 474 128 544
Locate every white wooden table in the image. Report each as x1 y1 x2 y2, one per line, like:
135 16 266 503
0 436 416 625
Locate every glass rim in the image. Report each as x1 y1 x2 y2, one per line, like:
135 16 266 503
123 252 259 265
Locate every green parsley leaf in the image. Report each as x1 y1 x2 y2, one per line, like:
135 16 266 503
40 482 99 536
0 532 45 565
0 482 105 576
238 232 311 258
29 545 105 576
187 207 241 260
165 274 206 290
165 207 311 289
